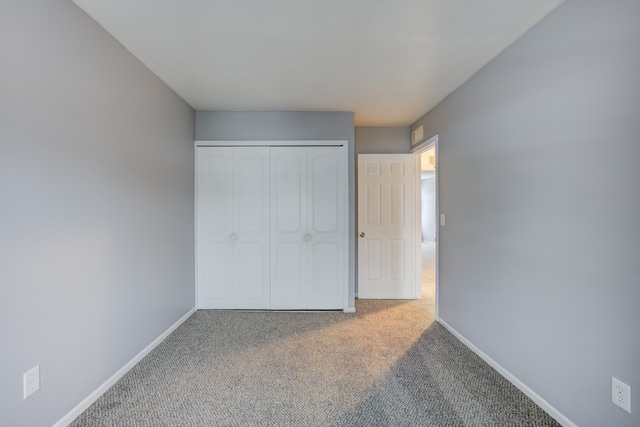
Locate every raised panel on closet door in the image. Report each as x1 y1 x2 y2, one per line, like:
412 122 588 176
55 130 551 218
307 148 342 309
234 148 270 308
271 147 343 310
270 148 307 309
196 147 270 309
197 148 234 308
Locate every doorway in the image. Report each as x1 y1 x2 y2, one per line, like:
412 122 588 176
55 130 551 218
411 135 438 318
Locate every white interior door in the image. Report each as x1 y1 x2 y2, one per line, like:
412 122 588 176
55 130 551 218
357 154 415 299
197 147 234 308
233 148 270 308
270 147 344 309
197 141 347 311
197 147 270 309
307 147 343 309
270 148 307 309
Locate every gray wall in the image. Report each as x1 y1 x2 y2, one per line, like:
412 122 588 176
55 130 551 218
421 174 436 243
196 111 356 306
410 1 639 426
354 126 410 155
0 1 195 426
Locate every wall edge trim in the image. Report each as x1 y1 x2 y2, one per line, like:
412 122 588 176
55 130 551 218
437 319 577 427
53 307 197 427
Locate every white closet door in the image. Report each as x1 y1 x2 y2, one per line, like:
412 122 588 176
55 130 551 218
270 148 307 309
197 147 270 309
270 147 343 309
307 147 343 309
197 147 234 308
233 149 270 308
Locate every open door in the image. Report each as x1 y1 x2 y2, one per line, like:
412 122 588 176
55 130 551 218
357 154 416 299
411 135 439 319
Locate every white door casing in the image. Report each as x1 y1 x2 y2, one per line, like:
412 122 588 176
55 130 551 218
357 154 415 299
411 134 439 318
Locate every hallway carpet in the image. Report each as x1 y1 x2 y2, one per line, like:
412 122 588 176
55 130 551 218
70 300 559 426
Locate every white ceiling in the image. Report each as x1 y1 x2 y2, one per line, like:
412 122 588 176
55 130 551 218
72 0 563 126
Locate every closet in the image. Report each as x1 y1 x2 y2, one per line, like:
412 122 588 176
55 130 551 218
196 147 270 309
196 142 347 310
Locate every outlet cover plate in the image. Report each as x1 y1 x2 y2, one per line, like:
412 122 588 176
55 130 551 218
612 377 631 413
23 365 40 399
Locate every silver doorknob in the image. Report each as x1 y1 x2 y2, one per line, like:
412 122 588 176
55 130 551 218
360 232 365 237
229 233 238 241
303 233 312 242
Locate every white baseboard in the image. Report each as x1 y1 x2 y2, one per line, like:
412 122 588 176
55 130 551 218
344 306 356 313
437 319 577 427
53 307 196 427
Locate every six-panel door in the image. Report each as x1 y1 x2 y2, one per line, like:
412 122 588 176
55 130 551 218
357 154 415 299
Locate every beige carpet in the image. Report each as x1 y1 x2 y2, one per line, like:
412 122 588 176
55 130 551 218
70 245 559 426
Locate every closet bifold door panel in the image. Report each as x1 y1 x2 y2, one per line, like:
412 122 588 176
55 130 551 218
270 147 344 310
196 147 270 309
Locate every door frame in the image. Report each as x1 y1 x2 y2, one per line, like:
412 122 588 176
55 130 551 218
194 140 350 311
410 135 440 319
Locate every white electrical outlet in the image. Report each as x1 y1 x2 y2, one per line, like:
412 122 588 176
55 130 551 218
612 377 631 413
440 213 446 226
23 365 40 399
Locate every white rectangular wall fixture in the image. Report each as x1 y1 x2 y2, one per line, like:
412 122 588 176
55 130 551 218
612 377 631 413
23 366 40 399
411 126 424 144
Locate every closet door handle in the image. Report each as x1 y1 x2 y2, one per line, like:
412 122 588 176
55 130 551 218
229 233 238 242
360 232 365 238
303 233 312 242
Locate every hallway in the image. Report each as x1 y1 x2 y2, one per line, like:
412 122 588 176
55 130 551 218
421 241 436 314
